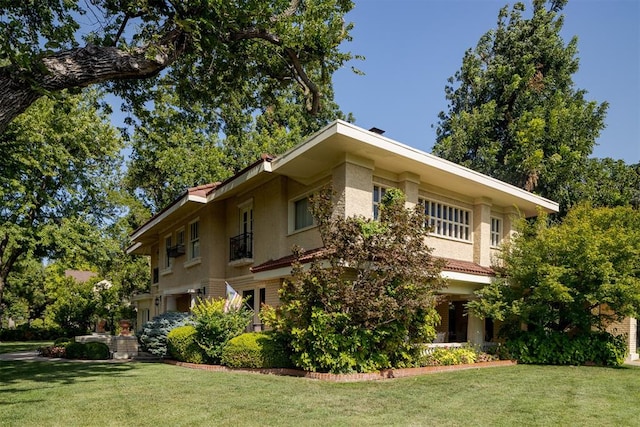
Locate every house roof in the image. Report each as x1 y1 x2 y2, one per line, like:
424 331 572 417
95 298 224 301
128 120 559 254
251 249 494 278
65 270 97 283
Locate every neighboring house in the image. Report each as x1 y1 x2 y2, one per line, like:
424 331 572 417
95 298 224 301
127 120 636 357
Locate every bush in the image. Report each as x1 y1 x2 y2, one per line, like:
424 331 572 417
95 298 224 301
505 330 627 366
38 345 67 358
54 337 73 346
192 298 252 364
167 325 206 364
84 342 110 360
419 346 478 366
0 322 63 341
64 342 87 359
221 332 291 369
137 312 194 357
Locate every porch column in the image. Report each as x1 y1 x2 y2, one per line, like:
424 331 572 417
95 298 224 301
467 312 484 346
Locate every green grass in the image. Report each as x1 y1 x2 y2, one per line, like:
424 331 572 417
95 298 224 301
0 341 52 354
0 346 638 426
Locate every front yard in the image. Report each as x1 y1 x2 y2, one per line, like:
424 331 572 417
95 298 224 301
0 343 638 426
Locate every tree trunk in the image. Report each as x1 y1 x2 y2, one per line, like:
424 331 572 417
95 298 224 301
0 32 184 133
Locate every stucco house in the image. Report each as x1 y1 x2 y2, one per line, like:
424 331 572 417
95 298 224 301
127 120 636 357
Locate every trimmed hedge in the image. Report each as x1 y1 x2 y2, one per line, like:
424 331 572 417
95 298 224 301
167 325 206 364
506 330 627 366
221 332 291 369
137 312 194 357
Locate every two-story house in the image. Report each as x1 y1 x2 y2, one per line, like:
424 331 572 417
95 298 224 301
128 120 561 347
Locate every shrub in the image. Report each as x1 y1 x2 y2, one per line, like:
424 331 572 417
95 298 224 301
221 332 291 369
64 342 87 359
505 330 627 366
38 345 67 358
419 346 479 366
84 342 110 360
192 298 252 364
167 325 206 364
137 312 194 357
54 337 73 346
0 322 63 341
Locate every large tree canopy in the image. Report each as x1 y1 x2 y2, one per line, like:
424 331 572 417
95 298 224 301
433 0 607 213
0 89 123 312
0 0 355 132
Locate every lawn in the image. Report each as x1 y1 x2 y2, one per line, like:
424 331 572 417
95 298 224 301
0 345 638 427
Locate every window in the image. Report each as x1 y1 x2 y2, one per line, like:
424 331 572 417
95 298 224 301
294 197 314 230
164 235 173 268
420 199 471 241
491 217 502 247
243 289 255 312
189 221 200 260
259 288 266 312
176 228 185 247
373 185 387 219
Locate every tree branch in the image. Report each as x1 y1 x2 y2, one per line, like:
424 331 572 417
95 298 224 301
0 29 186 133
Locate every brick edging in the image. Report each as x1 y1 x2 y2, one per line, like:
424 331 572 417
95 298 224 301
163 359 516 382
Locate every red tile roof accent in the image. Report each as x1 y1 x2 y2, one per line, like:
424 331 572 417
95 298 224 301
188 182 220 198
250 249 495 277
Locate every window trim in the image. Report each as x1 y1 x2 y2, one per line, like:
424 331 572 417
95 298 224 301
188 219 200 261
162 233 173 273
373 184 391 220
289 192 317 234
490 216 502 247
419 198 472 242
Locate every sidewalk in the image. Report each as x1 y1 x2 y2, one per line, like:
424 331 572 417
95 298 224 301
0 351 131 363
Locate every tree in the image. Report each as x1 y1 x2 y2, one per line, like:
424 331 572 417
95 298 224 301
433 0 607 214
0 0 355 132
0 90 123 313
265 187 445 373
567 158 640 210
469 204 640 364
125 85 351 214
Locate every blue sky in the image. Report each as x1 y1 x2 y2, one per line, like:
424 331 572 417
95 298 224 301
332 0 640 164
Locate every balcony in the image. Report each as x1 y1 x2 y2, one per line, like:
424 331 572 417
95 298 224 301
166 244 186 258
229 232 253 263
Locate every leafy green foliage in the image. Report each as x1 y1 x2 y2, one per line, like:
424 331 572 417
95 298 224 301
0 89 124 317
191 298 253 364
137 312 194 357
469 203 640 365
266 187 445 373
433 0 607 214
83 342 111 360
0 0 356 132
505 330 627 366
471 204 640 335
221 332 291 369
167 325 206 364
419 347 479 366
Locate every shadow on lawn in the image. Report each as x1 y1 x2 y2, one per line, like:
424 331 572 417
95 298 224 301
0 360 136 387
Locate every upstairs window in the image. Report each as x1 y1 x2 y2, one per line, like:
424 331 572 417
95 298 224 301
373 185 388 220
164 235 173 268
294 197 314 230
189 220 200 260
420 199 471 241
491 217 502 247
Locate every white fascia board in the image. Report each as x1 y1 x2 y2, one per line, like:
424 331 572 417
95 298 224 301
129 193 207 242
441 271 494 285
206 160 273 202
334 121 559 213
125 241 142 255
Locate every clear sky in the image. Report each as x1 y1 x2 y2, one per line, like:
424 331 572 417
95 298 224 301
332 0 640 164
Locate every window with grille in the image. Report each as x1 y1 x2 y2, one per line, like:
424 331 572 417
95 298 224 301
419 199 471 241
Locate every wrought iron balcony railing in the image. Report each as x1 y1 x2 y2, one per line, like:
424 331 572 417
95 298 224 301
229 232 253 261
